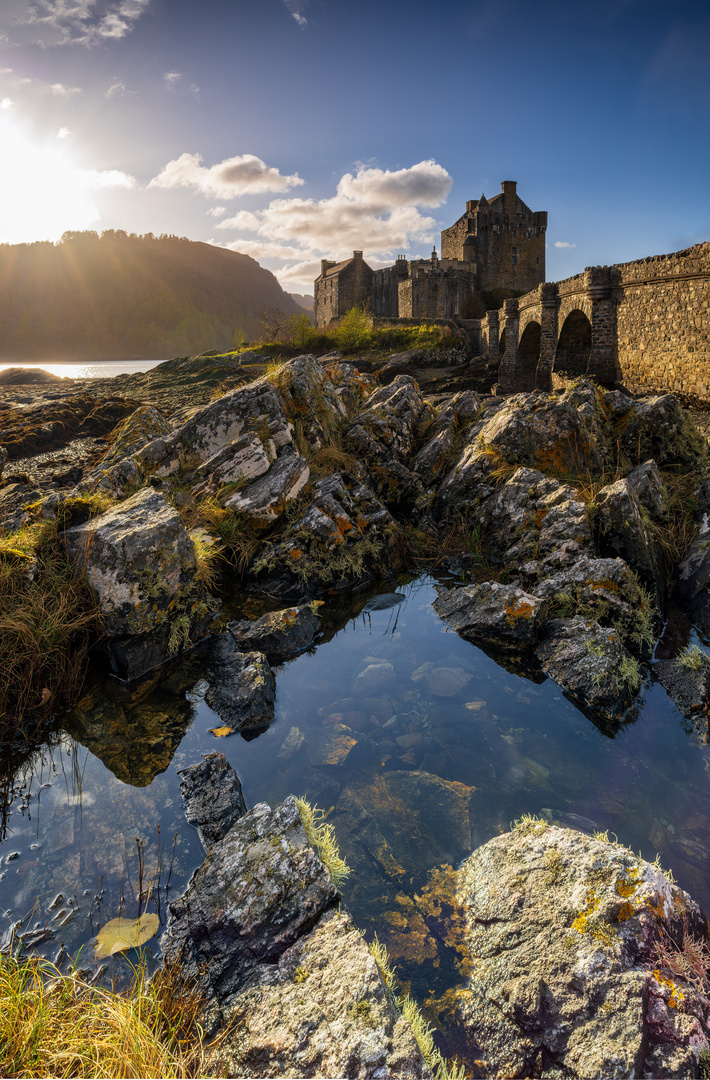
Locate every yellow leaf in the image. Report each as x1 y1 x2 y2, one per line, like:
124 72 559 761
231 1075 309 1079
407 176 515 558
94 913 160 959
39 688 51 706
209 725 235 737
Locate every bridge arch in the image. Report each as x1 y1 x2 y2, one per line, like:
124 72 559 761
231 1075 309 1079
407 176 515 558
554 309 592 377
499 327 506 357
518 320 541 382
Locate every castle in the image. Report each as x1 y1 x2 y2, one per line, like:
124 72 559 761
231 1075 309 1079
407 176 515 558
314 180 547 326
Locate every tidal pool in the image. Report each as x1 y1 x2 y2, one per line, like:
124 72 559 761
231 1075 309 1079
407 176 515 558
1 574 709 1059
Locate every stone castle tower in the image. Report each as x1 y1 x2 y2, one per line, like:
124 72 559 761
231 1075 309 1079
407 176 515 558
314 180 547 325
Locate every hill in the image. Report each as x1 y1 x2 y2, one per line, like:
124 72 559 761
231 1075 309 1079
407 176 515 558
0 231 301 360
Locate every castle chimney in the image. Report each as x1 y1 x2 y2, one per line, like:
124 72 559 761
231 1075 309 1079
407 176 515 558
353 250 363 261
466 200 476 212
320 259 330 277
502 180 517 211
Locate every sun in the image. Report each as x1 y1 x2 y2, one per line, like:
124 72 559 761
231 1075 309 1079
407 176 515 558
0 111 134 245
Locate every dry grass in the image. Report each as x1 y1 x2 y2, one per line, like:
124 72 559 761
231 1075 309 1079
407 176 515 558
652 910 710 995
0 525 100 730
0 953 221 1079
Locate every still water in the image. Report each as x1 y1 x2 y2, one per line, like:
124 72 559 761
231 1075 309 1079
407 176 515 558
0 360 164 380
1 574 709 1050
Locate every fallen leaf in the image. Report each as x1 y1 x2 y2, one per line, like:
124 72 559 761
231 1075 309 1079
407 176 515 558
39 688 51 706
209 725 235 737
94 913 159 959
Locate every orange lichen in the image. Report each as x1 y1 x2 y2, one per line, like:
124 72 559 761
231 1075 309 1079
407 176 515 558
617 902 634 921
289 548 303 560
653 970 684 1009
505 598 535 620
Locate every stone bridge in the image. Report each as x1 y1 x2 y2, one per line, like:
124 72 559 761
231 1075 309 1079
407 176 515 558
474 243 710 397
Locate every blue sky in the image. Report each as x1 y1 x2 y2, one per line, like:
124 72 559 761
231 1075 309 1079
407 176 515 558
0 0 708 295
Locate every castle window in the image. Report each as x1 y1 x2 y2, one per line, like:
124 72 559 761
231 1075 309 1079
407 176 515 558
512 256 517 265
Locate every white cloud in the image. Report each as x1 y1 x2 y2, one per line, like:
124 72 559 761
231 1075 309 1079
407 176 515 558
212 159 452 293
149 152 304 199
207 206 227 217
106 79 135 98
0 98 12 109
48 82 81 97
80 167 135 189
554 241 576 248
162 71 182 88
57 126 70 138
1 0 152 47
337 160 452 211
283 0 308 26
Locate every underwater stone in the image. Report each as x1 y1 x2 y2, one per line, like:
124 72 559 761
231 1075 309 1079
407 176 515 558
205 635 275 731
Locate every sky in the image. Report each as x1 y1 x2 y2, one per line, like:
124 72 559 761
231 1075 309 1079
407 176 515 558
0 0 708 297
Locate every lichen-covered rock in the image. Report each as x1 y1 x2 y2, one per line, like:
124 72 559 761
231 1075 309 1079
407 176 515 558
251 472 399 598
453 822 710 1079
205 635 275 731
655 655 710 725
347 374 434 465
178 752 247 850
626 459 666 519
222 450 310 526
535 616 639 720
435 444 496 518
675 498 710 635
271 354 349 451
99 405 173 468
594 476 665 602
472 381 608 475
227 603 321 657
0 445 7 481
615 393 706 468
63 487 199 638
433 582 547 649
410 390 481 486
164 796 431 1078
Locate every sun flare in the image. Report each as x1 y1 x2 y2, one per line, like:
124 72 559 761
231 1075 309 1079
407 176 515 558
0 113 135 245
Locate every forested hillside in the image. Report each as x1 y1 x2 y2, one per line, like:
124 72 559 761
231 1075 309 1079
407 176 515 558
0 231 301 359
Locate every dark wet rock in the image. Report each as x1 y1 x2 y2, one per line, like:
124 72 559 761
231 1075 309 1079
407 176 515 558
626 459 666 519
410 390 481 486
454 822 710 1079
63 487 201 639
0 445 6 481
615 392 706 469
227 603 320 657
535 616 639 721
178 753 247 850
434 581 548 649
164 796 431 1078
0 394 140 460
50 464 82 486
593 476 666 602
205 635 275 731
655 655 710 723
251 472 400 598
675 502 710 635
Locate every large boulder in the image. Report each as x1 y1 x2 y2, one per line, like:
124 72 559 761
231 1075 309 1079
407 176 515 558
452 822 710 1078
163 796 431 1079
675 486 710 634
99 405 173 468
410 390 481 487
593 476 666 603
222 449 310 526
615 393 706 469
63 487 198 638
178 752 247 850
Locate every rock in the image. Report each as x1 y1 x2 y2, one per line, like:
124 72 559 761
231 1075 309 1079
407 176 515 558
593 476 665 602
205 635 275 731
655 655 710 723
354 662 396 694
223 450 310 526
178 753 247 851
472 381 608 475
251 472 399 598
271 354 349 451
535 616 639 721
410 390 481 486
164 797 431 1078
626 459 666 519
347 374 434 465
427 666 473 697
434 581 548 649
63 487 200 639
616 393 706 469
0 366 65 385
276 726 305 759
99 405 173 468
227 604 321 657
0 445 6 481
675 501 710 635
454 822 710 1079
435 443 496 518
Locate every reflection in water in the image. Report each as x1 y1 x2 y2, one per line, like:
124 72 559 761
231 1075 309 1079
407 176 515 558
1 575 710 1049
0 360 163 380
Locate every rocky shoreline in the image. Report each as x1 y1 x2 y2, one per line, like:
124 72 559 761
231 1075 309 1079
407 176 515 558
3 343 710 1076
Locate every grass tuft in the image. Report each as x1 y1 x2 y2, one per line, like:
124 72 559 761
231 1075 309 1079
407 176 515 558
677 644 706 671
295 797 351 887
0 952 220 1078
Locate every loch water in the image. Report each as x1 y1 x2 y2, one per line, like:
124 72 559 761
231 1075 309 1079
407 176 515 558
1 573 710 1055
